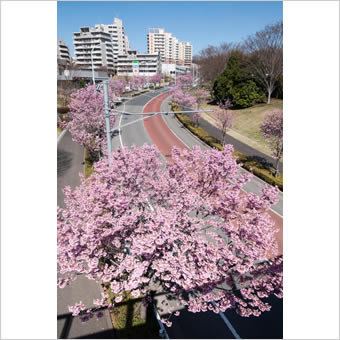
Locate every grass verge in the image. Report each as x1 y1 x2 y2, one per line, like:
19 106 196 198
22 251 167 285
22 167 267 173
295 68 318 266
173 103 283 191
84 149 95 179
201 99 283 157
132 90 150 97
103 285 160 339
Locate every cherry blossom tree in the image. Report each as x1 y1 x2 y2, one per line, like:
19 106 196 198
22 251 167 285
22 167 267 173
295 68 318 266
65 84 115 159
131 75 147 91
150 72 163 87
192 89 210 127
192 112 201 128
171 86 196 110
109 79 126 97
58 144 282 326
176 74 193 88
195 89 210 110
215 99 235 147
261 110 283 177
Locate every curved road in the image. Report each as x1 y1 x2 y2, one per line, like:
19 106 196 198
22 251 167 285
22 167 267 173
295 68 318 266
112 90 283 339
143 94 282 255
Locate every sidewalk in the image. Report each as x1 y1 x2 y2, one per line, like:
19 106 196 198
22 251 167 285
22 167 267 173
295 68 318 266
198 114 283 173
57 131 115 339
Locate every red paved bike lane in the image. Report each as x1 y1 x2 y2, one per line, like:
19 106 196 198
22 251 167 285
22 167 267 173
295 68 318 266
143 93 283 256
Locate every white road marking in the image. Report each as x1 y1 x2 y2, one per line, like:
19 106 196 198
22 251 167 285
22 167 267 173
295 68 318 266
212 301 241 339
121 91 242 339
57 129 67 146
118 113 124 148
118 89 166 149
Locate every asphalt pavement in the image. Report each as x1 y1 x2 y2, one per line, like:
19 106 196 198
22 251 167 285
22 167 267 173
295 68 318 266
112 90 283 339
57 89 282 339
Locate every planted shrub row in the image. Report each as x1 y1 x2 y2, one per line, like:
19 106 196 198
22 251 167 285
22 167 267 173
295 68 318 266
172 102 283 191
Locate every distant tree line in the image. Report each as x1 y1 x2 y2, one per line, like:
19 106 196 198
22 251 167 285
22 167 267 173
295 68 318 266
193 21 283 107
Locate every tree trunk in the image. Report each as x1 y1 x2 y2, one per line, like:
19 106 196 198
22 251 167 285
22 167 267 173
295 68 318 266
274 157 280 178
267 90 272 104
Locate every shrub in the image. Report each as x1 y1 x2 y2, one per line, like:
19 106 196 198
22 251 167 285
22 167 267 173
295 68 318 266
172 102 283 190
233 151 283 191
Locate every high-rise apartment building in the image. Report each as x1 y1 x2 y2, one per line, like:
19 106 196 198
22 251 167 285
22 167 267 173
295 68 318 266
183 42 192 67
147 28 192 66
94 18 130 63
73 26 115 72
57 39 71 62
73 18 130 73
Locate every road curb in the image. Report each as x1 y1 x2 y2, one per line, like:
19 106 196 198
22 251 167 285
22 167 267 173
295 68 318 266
57 129 67 146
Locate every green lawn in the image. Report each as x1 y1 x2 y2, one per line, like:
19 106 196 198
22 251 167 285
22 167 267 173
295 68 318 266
201 99 283 157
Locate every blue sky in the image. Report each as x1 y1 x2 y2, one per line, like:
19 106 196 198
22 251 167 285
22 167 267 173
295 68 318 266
58 1 282 57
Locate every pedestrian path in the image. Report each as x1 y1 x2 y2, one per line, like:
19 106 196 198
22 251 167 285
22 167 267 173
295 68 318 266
57 131 114 339
199 114 283 173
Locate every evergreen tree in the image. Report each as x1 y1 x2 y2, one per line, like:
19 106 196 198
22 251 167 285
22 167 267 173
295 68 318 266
212 51 265 108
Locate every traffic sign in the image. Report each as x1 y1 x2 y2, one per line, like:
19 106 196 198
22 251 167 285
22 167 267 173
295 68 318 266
132 60 139 74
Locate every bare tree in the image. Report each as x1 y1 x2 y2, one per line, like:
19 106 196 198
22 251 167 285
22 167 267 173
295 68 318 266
243 21 283 104
193 42 242 84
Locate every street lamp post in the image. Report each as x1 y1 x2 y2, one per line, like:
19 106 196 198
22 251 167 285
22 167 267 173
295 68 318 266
102 80 112 166
91 42 107 85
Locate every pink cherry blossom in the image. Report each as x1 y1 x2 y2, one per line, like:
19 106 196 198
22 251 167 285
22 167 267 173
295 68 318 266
131 75 147 90
261 110 283 177
109 79 126 97
65 84 115 159
150 72 162 86
58 144 282 324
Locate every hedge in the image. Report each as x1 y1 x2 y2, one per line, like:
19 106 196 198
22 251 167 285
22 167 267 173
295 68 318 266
172 102 283 191
57 106 70 114
132 90 149 97
84 149 96 179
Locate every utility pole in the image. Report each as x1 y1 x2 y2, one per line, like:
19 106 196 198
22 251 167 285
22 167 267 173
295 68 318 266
103 80 112 166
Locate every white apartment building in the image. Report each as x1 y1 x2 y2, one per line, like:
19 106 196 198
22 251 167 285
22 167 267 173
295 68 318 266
73 26 115 72
94 18 130 65
183 42 192 67
73 18 130 73
147 28 192 66
57 39 71 62
117 50 161 77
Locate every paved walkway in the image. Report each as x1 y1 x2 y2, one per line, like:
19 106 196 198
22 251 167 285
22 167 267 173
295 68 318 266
193 112 283 173
57 131 114 339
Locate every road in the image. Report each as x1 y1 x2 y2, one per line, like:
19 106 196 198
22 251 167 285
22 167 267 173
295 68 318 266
145 94 282 255
57 89 282 339
112 89 283 338
57 131 114 339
